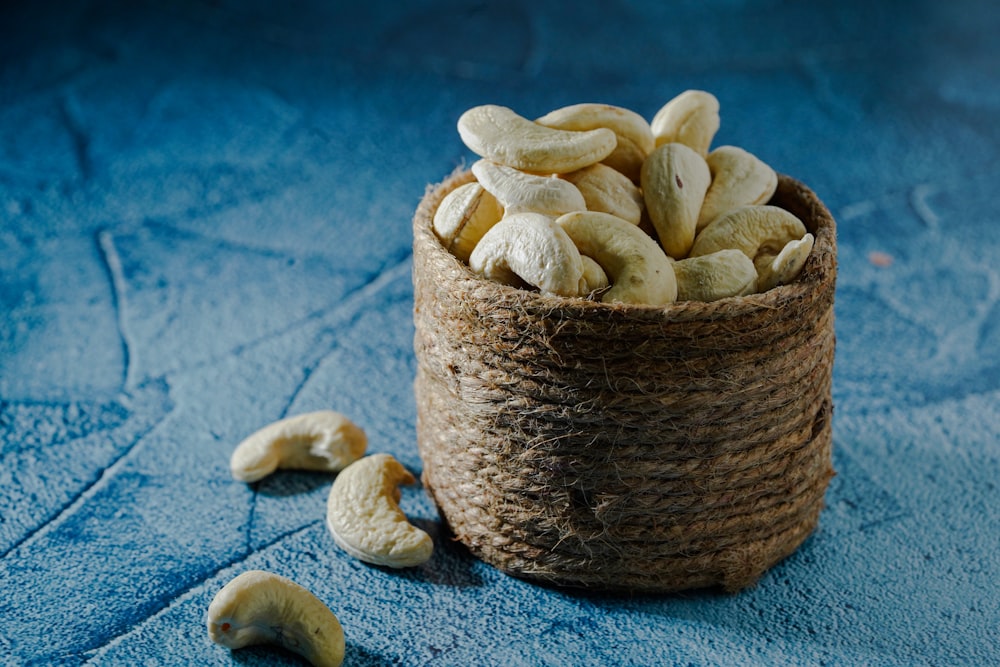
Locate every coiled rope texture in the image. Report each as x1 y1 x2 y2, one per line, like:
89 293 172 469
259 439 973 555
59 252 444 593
412 170 837 593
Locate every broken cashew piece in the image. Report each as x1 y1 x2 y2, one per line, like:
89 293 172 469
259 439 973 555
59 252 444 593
326 453 433 568
432 181 503 263
535 103 654 182
469 211 585 296
207 570 345 667
561 163 644 225
472 159 586 217
673 249 758 302
557 211 677 306
458 104 617 174
650 89 721 156
230 411 367 483
641 142 712 259
698 145 778 231
755 233 815 292
689 205 808 268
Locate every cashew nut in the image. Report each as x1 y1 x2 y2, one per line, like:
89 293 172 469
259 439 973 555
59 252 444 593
673 249 757 302
579 254 610 295
641 142 712 259
457 104 617 174
557 210 677 306
471 159 586 217
326 453 433 568
689 205 808 266
207 570 345 667
755 233 815 292
535 103 654 182
432 181 503 263
230 411 367 483
469 211 585 296
561 163 644 225
650 89 720 156
697 145 778 231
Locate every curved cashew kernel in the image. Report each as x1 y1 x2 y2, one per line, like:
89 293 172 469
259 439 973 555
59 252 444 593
326 453 433 568
689 205 808 263
469 211 585 296
697 145 778 231
457 104 617 174
472 159 586 217
557 211 677 306
673 249 757 302
650 90 721 156
535 103 655 182
432 181 503 263
561 163 644 225
230 411 367 483
755 233 814 292
641 142 712 259
207 570 345 667
579 254 611 296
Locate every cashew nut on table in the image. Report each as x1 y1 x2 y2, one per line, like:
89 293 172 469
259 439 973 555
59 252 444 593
229 410 367 483
326 453 434 568
439 91 815 304
207 570 345 667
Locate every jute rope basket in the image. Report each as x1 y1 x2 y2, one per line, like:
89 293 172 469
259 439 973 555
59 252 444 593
412 169 837 593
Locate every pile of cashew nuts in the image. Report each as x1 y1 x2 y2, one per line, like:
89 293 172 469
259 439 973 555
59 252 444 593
207 411 430 666
434 92 814 305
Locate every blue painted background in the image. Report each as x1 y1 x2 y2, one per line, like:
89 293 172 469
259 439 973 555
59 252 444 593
1 1 998 665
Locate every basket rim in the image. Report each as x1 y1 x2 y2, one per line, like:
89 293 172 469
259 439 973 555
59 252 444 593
414 168 837 323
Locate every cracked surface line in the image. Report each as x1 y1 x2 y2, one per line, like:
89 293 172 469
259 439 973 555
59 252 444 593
58 92 92 181
96 228 136 392
81 518 324 664
242 253 412 552
221 252 414 368
910 183 941 229
0 395 172 560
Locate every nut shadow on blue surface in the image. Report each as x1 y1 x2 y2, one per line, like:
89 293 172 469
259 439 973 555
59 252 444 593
253 470 334 498
227 642 396 667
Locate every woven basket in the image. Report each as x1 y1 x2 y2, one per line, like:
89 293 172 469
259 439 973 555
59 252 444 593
412 170 837 593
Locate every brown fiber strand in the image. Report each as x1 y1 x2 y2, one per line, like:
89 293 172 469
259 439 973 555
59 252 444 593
412 170 837 593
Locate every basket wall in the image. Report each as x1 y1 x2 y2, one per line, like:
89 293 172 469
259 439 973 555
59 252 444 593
412 170 837 593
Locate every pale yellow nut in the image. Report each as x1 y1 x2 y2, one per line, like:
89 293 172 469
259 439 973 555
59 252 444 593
601 138 650 184
673 249 757 302
207 570 345 667
578 254 610 296
230 411 367 483
472 159 586 217
469 211 585 297
561 163 644 226
650 90 721 156
535 103 655 182
326 453 433 568
557 210 677 306
689 205 808 266
755 233 815 292
432 181 503 264
697 145 778 231
641 142 712 259
457 104 617 174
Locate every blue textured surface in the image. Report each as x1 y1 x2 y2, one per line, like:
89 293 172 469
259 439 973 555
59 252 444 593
2 1 998 665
